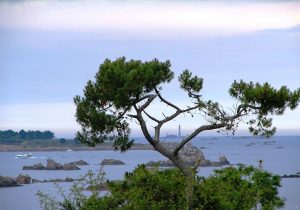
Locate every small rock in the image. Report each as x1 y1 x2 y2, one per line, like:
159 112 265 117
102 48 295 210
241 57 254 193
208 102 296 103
33 163 45 170
200 159 212 167
16 174 31 184
51 178 64 182
219 156 230 165
32 179 42 183
0 176 18 187
69 160 89 165
210 161 222 167
23 163 44 170
46 159 63 170
22 166 33 170
100 159 125 165
63 163 80 170
22 159 81 170
65 177 74 182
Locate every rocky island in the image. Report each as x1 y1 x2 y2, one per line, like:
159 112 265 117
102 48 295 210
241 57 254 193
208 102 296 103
145 143 230 168
23 159 88 170
100 159 126 165
0 174 31 187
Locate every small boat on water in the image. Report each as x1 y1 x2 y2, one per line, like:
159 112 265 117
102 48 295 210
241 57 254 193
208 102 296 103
15 153 32 158
66 148 73 152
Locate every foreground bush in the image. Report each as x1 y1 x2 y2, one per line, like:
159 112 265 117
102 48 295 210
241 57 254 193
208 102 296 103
194 166 284 210
37 165 284 210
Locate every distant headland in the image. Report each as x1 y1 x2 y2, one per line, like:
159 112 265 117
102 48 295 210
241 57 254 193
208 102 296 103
0 129 54 143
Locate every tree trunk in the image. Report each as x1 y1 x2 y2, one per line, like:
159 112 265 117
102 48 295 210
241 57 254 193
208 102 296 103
152 142 196 209
152 141 195 177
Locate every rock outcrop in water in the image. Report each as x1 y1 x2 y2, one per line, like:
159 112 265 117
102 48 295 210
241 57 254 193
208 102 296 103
46 159 64 170
0 174 32 187
69 160 89 165
23 159 83 170
0 176 19 187
281 172 300 178
0 174 76 186
16 174 31 184
100 159 125 165
145 143 230 168
32 177 75 183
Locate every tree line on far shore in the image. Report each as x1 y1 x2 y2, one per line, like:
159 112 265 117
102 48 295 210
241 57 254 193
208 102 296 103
0 129 54 143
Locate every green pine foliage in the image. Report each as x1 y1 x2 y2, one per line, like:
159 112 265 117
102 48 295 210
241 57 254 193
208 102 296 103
74 57 174 150
229 80 300 136
75 57 300 150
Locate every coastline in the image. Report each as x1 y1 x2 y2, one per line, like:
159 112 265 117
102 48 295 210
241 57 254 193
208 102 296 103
0 143 152 152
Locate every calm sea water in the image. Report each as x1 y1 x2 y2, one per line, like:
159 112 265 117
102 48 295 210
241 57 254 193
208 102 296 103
0 136 299 210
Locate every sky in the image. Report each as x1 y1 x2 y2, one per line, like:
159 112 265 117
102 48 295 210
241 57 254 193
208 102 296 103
0 0 300 138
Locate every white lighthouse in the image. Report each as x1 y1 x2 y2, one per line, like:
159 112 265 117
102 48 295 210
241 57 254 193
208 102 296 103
178 124 181 138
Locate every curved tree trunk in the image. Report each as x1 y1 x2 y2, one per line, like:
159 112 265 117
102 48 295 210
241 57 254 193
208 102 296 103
151 141 196 209
150 140 195 178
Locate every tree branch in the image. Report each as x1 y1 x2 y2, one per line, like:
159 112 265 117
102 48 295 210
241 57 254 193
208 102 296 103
143 110 160 123
160 110 181 125
134 94 157 104
97 103 114 112
159 105 200 127
237 104 261 115
137 94 157 111
173 123 226 156
182 105 200 113
154 87 180 111
134 105 157 145
127 114 138 119
115 106 132 120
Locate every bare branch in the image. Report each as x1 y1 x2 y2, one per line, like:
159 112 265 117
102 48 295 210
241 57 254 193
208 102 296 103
160 110 181 125
173 123 226 156
154 87 180 111
134 105 157 145
113 94 158 121
143 110 160 123
138 94 157 111
182 105 200 113
127 114 138 119
158 105 200 129
162 112 167 119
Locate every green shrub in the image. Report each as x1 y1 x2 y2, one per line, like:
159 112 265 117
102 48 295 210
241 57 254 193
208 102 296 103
195 166 284 210
37 165 284 210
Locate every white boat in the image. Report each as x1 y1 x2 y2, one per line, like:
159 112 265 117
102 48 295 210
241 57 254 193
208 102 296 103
66 149 73 152
16 153 32 158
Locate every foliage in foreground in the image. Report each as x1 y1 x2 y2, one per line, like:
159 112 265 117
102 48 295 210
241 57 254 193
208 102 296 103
37 169 106 210
37 165 284 210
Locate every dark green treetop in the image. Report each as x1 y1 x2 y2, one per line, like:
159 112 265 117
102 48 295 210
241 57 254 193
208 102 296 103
74 57 174 151
229 80 300 136
74 57 300 176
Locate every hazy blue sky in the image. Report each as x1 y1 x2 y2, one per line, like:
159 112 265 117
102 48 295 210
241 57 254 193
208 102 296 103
0 0 300 138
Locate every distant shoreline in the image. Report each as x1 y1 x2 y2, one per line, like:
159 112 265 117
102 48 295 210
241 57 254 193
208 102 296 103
1 135 300 152
0 143 153 152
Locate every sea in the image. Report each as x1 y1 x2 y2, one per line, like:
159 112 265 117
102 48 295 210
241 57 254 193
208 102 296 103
0 136 299 210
